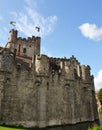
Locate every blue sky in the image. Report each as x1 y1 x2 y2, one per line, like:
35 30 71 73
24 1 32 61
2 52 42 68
0 0 102 91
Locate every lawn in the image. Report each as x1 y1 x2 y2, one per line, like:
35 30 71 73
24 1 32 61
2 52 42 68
0 126 26 130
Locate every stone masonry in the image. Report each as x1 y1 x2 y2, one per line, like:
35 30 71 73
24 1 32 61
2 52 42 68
0 29 99 128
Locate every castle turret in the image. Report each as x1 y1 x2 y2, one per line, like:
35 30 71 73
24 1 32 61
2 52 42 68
35 55 49 76
8 29 18 43
81 65 91 82
63 55 81 80
34 37 41 55
6 29 18 50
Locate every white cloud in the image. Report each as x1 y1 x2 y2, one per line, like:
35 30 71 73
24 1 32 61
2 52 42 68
11 0 57 37
79 23 102 41
94 69 102 91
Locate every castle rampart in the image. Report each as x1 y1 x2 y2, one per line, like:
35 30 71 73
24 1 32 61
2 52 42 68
0 29 99 129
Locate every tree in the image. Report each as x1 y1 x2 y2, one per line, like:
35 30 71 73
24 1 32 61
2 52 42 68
98 88 102 105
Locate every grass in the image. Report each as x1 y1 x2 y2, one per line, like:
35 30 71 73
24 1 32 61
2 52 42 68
0 126 26 130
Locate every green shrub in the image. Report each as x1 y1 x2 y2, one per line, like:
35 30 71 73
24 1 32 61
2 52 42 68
99 106 102 118
88 124 102 130
98 88 102 105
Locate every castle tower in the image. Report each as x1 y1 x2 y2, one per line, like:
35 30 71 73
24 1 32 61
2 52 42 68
35 55 49 76
16 36 41 57
6 29 41 58
33 36 41 55
6 29 18 51
8 29 18 43
81 65 91 82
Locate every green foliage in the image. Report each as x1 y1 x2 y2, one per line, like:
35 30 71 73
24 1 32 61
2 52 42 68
88 124 102 130
99 106 102 118
98 88 102 105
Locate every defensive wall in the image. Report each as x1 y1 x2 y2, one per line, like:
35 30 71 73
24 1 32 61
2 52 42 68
0 29 99 129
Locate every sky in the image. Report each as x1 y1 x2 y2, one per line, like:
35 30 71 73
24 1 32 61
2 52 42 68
0 0 102 91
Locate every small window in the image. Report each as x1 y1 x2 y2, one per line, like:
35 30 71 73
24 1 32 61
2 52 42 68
23 48 26 53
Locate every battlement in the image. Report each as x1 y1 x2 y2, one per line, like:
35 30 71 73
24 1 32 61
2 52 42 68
6 29 41 58
5 29 93 82
17 35 40 43
4 27 93 83
34 54 92 82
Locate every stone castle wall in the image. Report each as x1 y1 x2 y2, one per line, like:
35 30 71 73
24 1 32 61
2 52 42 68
0 30 99 128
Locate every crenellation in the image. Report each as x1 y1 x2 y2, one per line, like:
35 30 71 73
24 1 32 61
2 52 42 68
6 29 40 57
45 56 93 81
0 29 99 129
32 36 35 39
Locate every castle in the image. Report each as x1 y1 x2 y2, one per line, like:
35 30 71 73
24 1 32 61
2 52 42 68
0 29 99 129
